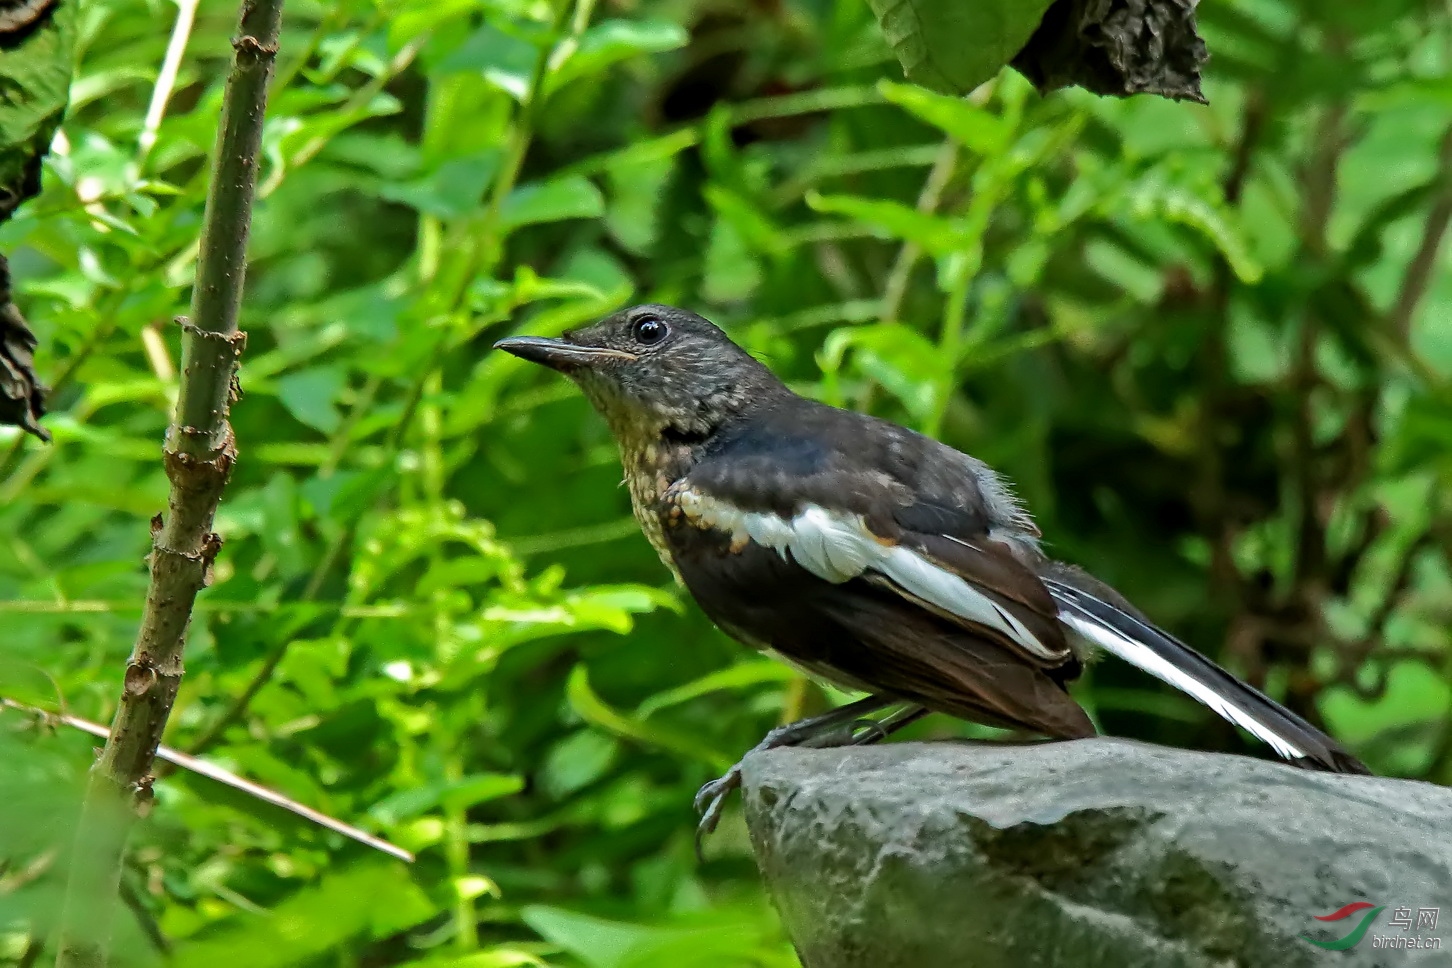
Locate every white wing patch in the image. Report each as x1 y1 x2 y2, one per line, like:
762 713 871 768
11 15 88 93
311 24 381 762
674 487 1059 661
1058 613 1307 760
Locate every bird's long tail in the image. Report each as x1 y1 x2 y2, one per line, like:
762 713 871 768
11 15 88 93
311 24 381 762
1041 566 1369 775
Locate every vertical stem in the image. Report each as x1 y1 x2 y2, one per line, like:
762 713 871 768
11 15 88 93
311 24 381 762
444 752 478 950
52 2 285 965
136 0 200 167
881 140 958 324
925 262 971 438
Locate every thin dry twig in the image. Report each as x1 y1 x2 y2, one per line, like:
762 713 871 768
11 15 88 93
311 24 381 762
1 698 412 863
52 2 286 964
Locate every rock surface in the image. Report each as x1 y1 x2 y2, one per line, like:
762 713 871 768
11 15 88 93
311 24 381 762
741 738 1451 968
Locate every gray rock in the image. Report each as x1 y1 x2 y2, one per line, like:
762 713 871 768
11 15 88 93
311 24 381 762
741 738 1451 968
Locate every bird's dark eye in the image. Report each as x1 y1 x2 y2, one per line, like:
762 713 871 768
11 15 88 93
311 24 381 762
631 314 668 345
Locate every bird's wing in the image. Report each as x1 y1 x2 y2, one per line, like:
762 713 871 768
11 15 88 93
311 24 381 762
868 520 1073 667
663 484 1094 740
666 477 1074 672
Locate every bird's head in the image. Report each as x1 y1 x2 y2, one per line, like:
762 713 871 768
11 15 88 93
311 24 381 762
495 304 781 444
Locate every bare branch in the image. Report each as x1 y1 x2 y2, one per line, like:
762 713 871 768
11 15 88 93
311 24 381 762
52 2 285 964
3 699 412 864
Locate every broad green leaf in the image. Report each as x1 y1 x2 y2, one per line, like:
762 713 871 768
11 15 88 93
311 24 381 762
865 0 1053 94
275 366 347 434
606 153 675 253
435 21 541 100
390 0 480 51
501 175 605 230
705 185 781 255
522 906 662 968
1322 662 1450 750
0 0 75 210
377 153 500 218
522 906 781 968
541 729 620 798
399 952 548 968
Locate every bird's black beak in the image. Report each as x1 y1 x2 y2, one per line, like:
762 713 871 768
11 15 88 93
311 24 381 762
493 335 637 372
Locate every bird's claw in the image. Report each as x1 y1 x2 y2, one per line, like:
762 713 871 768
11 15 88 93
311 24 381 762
693 764 743 860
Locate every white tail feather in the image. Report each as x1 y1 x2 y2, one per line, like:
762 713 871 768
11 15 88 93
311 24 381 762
1058 612 1307 760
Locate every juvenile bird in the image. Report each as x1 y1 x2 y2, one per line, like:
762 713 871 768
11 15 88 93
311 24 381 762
496 305 1368 842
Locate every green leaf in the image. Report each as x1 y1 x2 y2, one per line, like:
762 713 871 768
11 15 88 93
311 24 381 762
521 906 779 968
275 367 347 434
547 19 688 93
522 907 661 968
636 662 798 718
865 0 1054 94
370 773 524 825
501 175 605 230
398 953 547 968
877 81 1011 155
1110 174 1264 284
566 667 732 770
702 218 761 303
606 153 675 253
0 0 75 212
390 0 479 51
820 323 950 421
705 185 781 255
435 21 541 100
377 153 500 218
1322 662 1450 747
541 729 620 798
174 862 431 966
807 191 961 255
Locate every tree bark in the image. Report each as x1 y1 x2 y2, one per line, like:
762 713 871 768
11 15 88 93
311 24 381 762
52 1 284 964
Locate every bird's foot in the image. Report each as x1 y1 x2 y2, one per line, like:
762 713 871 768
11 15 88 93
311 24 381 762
693 765 742 856
692 698 902 858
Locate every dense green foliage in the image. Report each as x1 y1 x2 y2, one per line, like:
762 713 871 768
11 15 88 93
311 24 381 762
2 0 1450 963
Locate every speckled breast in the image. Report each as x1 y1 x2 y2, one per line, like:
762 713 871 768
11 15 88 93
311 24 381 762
620 440 693 583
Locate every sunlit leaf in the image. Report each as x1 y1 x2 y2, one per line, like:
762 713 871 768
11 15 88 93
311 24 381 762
877 81 1011 155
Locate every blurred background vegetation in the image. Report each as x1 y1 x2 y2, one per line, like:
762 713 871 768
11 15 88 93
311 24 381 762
2 0 1450 963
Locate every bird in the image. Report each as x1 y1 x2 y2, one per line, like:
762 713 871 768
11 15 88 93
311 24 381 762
495 304 1370 845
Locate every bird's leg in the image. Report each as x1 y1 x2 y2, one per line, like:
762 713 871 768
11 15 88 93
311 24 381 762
694 695 910 855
